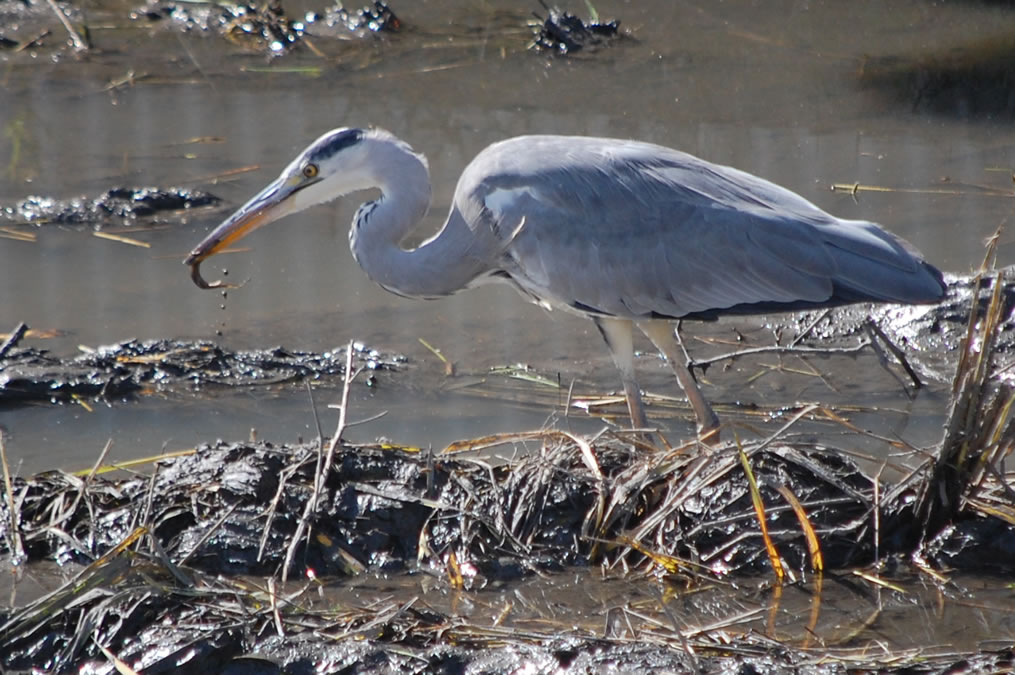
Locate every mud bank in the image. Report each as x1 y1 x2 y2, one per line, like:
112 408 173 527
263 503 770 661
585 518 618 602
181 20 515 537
1 264 1013 671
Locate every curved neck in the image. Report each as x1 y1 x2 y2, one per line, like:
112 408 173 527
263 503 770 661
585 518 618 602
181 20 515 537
348 138 490 298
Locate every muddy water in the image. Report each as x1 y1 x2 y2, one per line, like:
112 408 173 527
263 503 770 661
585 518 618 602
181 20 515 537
3 1 1015 665
2 0 1015 474
314 571 1015 655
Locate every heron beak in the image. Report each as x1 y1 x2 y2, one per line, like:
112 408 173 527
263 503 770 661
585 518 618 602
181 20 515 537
184 175 305 289
185 175 301 266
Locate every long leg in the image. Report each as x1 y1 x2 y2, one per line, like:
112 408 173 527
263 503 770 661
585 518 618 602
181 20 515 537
638 319 720 443
593 316 649 430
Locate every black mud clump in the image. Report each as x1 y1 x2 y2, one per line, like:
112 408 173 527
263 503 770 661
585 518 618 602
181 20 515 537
132 0 400 55
763 269 1015 386
530 2 620 55
1 186 220 226
0 338 403 406
1 441 433 573
309 0 400 36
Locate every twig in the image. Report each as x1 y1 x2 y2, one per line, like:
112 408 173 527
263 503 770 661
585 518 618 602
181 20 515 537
306 380 324 449
15 29 50 52
790 309 831 347
0 430 25 565
136 448 162 536
174 32 214 90
257 445 312 564
146 532 194 588
282 342 358 582
176 502 241 567
262 382 328 567
101 69 148 93
563 375 577 422
873 459 886 567
649 585 697 659
693 340 871 368
309 382 326 512
92 231 150 249
673 321 695 374
92 636 138 675
751 404 821 454
44 0 88 51
864 319 923 390
0 322 28 360
339 410 388 428
830 181 1013 198
316 341 357 511
63 439 112 526
268 577 285 637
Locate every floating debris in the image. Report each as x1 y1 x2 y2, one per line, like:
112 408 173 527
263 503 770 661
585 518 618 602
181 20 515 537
1 187 220 226
308 0 400 36
0 0 81 55
133 0 400 55
222 0 302 54
530 3 620 55
133 0 300 53
0 338 404 406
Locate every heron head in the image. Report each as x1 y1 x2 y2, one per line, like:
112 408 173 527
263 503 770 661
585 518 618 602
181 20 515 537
184 127 374 274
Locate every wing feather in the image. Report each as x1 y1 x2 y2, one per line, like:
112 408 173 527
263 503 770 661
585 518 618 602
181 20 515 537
455 136 944 319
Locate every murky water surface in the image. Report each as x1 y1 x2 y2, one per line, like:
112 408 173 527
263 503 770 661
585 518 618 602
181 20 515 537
3 0 1012 471
4 560 1013 658
2 0 1014 659
321 571 1015 654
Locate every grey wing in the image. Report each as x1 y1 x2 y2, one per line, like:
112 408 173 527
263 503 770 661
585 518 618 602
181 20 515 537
458 136 944 319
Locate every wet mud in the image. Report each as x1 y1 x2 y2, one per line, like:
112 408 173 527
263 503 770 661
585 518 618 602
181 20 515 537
133 0 400 55
1 0 624 61
2 419 1013 669
1 187 220 226
1 267 1013 671
530 3 621 55
0 439 923 578
0 338 403 406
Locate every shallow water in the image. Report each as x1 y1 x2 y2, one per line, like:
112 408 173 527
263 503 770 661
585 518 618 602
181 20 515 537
327 570 1015 655
2 0 1014 469
4 560 1012 661
2 1 1015 665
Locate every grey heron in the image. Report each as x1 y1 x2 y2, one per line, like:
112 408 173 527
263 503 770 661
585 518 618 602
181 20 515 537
185 128 946 443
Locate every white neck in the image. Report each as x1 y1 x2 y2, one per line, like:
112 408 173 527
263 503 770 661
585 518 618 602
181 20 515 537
347 134 493 298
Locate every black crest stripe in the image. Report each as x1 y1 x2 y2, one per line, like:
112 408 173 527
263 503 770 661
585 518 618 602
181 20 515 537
309 128 364 163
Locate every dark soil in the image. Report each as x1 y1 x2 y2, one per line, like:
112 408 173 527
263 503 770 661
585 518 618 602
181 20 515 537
0 338 403 406
1 187 220 226
1 423 1013 672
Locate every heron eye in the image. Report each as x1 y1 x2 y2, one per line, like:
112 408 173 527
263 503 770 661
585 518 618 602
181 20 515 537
302 163 319 179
